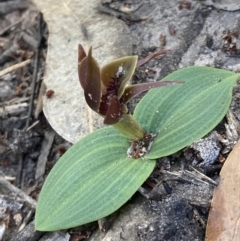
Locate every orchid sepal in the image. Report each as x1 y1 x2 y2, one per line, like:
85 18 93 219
78 47 101 112
122 81 183 103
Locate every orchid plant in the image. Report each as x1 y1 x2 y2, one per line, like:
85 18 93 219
35 45 239 231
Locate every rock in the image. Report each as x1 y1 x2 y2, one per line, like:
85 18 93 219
202 0 240 11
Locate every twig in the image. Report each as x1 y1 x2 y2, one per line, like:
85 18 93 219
35 131 55 180
26 120 40 132
34 81 46 119
137 49 172 68
0 176 36 208
22 33 38 50
9 221 43 241
0 59 31 78
0 1 27 15
4 97 29 105
0 43 18 65
20 167 26 190
25 13 42 129
16 155 23 188
93 43 105 49
18 210 34 232
0 19 22 36
87 106 93 133
189 166 218 186
0 103 28 116
4 176 15 182
18 13 42 189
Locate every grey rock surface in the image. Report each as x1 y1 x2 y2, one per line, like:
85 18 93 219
202 0 240 11
89 196 157 241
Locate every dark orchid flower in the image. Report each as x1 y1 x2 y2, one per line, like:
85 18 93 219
78 45 181 140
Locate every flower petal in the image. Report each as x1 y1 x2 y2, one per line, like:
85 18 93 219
137 49 171 68
101 56 138 98
103 96 125 125
122 81 183 103
78 44 87 63
78 44 87 88
79 47 101 112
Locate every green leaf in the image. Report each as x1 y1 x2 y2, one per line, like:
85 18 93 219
35 127 155 231
134 66 239 159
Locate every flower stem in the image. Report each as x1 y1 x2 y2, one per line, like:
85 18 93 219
113 114 145 140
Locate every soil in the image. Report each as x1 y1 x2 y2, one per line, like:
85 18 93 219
0 2 74 240
1 1 240 241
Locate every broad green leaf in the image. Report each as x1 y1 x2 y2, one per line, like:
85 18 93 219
35 127 155 231
134 66 239 159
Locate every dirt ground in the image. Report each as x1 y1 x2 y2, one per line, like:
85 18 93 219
1 1 240 241
0 2 75 240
